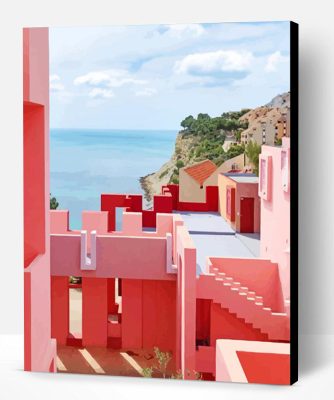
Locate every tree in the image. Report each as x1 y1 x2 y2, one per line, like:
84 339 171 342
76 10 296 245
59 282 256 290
245 141 261 176
50 194 59 210
180 115 195 131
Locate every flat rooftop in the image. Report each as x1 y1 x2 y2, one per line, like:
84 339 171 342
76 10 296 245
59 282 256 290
175 212 260 274
222 173 258 184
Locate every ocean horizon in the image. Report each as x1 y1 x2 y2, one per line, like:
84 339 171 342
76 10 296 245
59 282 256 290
50 128 178 229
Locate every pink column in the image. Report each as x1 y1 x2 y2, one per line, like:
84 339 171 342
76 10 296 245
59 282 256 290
51 276 69 345
181 247 197 378
82 277 108 347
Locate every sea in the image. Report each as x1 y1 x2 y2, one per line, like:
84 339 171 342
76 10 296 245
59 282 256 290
50 129 177 230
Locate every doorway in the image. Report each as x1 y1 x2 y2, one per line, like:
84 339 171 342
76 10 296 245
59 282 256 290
240 197 254 233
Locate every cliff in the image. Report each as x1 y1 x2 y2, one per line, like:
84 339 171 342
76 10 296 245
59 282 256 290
140 92 290 202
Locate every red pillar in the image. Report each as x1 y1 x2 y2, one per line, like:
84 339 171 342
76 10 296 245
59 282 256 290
107 278 118 314
121 279 143 348
51 276 69 345
82 277 108 347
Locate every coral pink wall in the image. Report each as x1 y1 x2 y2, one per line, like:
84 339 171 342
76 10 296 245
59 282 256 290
260 139 290 308
176 226 197 379
23 27 56 372
51 233 175 280
208 257 283 311
122 279 176 351
210 304 268 343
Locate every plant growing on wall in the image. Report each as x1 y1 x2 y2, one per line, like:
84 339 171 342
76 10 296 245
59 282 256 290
50 193 59 210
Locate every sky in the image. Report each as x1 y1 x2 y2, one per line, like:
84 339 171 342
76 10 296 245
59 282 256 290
50 21 290 130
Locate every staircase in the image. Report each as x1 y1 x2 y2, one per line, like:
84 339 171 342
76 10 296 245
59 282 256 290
197 266 289 341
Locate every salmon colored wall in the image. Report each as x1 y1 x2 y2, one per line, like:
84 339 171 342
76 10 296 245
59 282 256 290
24 104 45 267
176 226 197 379
209 257 283 311
82 277 108 347
23 27 56 372
260 139 291 308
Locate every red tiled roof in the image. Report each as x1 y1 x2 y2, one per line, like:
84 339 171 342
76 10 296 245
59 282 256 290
184 160 217 185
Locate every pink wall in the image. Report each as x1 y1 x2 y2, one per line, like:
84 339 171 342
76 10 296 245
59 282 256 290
23 27 56 372
175 225 197 379
207 257 283 311
260 139 290 309
51 233 175 280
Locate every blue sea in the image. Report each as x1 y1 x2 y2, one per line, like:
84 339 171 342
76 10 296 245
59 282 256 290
50 129 177 229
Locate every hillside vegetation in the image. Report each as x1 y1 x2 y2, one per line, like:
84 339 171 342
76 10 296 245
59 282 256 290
140 92 289 201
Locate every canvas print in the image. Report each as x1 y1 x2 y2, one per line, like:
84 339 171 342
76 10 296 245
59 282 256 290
23 21 298 384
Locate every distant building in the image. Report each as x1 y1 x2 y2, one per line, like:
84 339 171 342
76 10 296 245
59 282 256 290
179 154 246 203
218 173 260 233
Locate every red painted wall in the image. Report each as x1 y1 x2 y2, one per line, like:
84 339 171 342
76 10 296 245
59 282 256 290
122 279 176 352
51 276 69 345
82 278 108 347
210 304 268 343
237 352 290 384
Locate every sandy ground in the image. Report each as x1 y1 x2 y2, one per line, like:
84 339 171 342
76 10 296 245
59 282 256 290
69 288 82 336
57 346 161 376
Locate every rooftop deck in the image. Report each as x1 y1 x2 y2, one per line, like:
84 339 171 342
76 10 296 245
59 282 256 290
175 212 260 274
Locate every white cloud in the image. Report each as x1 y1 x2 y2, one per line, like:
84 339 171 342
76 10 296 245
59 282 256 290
164 24 205 38
74 69 147 88
174 50 253 75
89 88 114 99
135 87 157 97
265 51 289 72
50 74 65 92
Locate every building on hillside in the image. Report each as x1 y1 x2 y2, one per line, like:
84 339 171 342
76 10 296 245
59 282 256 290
259 137 291 315
218 173 260 233
240 108 290 146
179 154 246 203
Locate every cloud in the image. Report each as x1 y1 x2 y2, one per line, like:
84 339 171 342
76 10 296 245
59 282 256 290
174 50 253 76
135 87 157 97
89 88 114 99
265 51 289 72
74 69 147 88
50 74 65 92
162 24 205 38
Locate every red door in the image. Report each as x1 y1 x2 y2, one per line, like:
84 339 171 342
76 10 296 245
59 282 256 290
240 197 254 233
